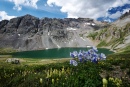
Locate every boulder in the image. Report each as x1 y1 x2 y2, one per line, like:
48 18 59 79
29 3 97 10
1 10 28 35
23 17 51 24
6 58 20 64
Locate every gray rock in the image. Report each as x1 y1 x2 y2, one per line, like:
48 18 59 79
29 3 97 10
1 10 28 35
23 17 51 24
6 58 20 64
0 20 9 33
0 14 108 51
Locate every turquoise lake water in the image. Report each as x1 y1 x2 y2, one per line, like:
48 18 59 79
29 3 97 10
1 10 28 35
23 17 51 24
12 47 114 59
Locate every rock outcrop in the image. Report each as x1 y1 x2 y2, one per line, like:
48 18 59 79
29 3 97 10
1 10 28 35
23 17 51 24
120 10 130 19
0 14 108 51
1 11 130 52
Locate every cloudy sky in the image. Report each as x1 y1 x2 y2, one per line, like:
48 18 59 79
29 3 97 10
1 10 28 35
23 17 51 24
0 0 130 22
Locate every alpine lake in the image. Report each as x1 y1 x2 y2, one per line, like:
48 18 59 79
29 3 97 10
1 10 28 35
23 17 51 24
11 47 114 59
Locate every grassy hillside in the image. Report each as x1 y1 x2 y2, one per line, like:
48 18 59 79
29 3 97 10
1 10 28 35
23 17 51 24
87 23 130 51
0 48 17 54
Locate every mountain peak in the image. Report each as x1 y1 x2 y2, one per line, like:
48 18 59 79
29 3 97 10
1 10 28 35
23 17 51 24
22 14 39 19
120 10 130 19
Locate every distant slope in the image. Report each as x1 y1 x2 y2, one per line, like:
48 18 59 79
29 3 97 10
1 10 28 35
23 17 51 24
113 10 130 27
87 10 130 52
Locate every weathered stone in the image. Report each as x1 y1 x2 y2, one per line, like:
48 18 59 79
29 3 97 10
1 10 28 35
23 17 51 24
0 20 9 29
6 58 20 64
0 20 9 33
0 14 109 51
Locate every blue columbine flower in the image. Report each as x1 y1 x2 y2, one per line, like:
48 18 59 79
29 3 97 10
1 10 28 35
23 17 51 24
70 60 73 64
73 60 78 66
92 57 98 64
100 53 106 60
73 51 78 57
70 52 75 58
70 60 78 66
78 57 82 62
69 47 106 66
92 46 98 52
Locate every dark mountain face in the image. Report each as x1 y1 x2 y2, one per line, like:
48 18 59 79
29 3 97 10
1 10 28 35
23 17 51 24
0 20 9 33
0 14 107 34
0 14 111 51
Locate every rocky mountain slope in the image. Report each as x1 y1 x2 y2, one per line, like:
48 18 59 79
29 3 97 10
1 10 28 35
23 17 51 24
0 14 108 51
87 11 130 52
1 11 130 52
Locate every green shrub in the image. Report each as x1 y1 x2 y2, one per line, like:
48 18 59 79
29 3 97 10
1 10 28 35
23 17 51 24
87 32 98 40
97 40 107 47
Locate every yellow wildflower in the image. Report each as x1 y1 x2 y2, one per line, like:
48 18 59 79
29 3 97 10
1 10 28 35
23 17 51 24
40 78 43 84
52 79 54 84
102 78 108 87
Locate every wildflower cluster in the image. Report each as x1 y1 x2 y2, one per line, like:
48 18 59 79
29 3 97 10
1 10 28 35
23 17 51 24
70 47 106 66
0 55 130 87
45 67 68 78
108 77 122 87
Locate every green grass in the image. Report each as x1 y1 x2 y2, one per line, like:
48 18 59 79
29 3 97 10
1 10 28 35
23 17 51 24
107 49 130 59
121 45 130 52
0 51 130 87
0 48 17 54
97 40 107 47
0 57 71 66
87 32 98 40
0 47 130 87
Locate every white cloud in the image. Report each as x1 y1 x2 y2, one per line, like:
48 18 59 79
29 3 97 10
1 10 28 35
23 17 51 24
108 8 130 19
8 0 39 11
0 11 16 21
109 11 122 19
123 8 130 14
104 19 113 22
47 0 130 20
112 0 130 7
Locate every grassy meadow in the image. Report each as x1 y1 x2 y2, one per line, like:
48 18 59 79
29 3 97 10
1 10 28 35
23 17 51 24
0 50 130 87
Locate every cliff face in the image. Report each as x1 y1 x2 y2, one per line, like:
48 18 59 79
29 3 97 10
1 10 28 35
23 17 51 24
0 14 107 51
1 12 130 52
